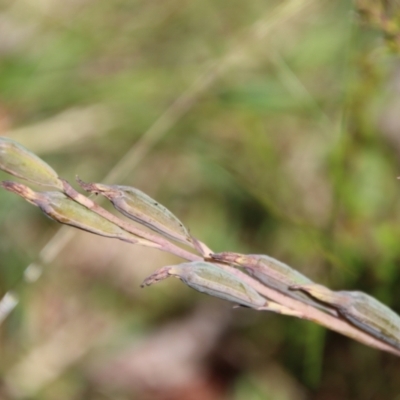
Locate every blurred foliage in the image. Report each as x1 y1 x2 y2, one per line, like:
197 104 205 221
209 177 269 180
1 0 400 399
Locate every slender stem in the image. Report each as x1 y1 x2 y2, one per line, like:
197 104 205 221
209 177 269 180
214 263 400 356
190 236 214 257
61 180 202 262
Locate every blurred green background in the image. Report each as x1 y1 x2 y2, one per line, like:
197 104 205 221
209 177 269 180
1 0 400 398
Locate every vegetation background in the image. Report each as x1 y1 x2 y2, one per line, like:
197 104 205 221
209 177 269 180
1 0 400 398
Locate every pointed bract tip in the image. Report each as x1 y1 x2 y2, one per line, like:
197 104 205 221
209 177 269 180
210 252 241 263
1 180 15 190
290 283 336 303
141 266 172 287
1 180 36 200
76 177 114 196
76 176 95 192
290 283 315 292
191 236 212 257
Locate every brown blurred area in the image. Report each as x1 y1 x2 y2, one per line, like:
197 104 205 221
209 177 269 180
1 0 400 399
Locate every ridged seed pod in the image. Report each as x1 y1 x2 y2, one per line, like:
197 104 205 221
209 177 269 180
142 261 303 316
211 252 335 314
170 261 268 308
1 181 152 246
77 180 192 245
0 137 62 189
292 283 400 350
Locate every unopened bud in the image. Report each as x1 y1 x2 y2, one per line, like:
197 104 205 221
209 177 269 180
142 261 267 309
0 137 62 189
210 252 335 314
292 283 400 350
1 181 153 245
77 179 192 245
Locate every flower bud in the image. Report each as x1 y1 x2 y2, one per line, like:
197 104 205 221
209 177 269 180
0 137 62 189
